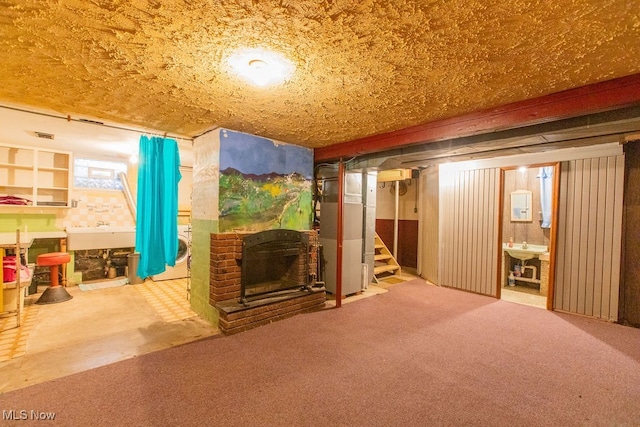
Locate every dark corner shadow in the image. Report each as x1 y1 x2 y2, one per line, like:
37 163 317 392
551 310 640 363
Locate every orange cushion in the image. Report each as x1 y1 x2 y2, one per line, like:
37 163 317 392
37 252 70 266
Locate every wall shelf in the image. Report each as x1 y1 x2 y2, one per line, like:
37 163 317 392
0 163 33 169
2 184 33 189
0 144 72 208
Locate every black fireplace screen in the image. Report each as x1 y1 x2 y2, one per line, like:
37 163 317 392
240 229 309 302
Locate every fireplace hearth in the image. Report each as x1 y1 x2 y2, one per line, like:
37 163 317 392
210 230 325 334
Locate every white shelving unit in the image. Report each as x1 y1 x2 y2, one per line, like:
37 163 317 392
1 230 25 330
0 144 72 208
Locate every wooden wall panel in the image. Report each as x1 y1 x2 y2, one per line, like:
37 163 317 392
418 167 439 283
398 221 418 268
554 155 624 321
439 167 499 296
375 219 418 268
621 141 640 326
375 219 394 254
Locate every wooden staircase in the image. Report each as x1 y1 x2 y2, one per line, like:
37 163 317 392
373 233 401 283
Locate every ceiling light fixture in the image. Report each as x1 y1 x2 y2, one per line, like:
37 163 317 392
228 48 295 87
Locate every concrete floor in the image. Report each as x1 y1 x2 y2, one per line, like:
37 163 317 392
501 285 547 309
0 270 422 393
0 278 218 393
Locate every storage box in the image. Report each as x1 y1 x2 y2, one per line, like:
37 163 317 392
3 266 16 282
3 285 25 313
3 256 31 283
2 265 33 312
3 255 16 282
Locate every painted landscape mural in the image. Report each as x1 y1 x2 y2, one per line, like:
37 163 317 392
218 129 313 232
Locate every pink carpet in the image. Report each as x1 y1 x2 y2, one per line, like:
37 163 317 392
1 279 639 426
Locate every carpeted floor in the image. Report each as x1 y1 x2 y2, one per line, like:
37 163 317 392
2 278 640 426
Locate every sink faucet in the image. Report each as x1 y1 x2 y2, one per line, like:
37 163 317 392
522 241 528 249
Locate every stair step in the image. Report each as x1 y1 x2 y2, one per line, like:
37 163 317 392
374 264 400 274
373 232 401 278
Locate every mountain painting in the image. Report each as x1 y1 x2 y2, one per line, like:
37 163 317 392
218 129 313 232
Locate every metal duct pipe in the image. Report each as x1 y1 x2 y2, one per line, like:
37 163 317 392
393 180 399 260
336 158 345 308
118 172 137 223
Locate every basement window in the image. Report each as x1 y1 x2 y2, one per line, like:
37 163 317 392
74 158 127 190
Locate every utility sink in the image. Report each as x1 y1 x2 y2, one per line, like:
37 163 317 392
503 243 548 261
66 226 136 250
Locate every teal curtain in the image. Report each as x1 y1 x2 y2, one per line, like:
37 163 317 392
135 135 182 278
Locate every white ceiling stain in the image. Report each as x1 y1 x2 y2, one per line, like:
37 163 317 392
0 0 639 148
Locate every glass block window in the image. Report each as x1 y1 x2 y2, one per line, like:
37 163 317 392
74 158 128 190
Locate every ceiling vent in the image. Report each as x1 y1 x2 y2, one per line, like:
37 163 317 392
34 131 55 140
78 118 104 125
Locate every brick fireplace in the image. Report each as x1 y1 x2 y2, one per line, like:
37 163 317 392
210 230 325 334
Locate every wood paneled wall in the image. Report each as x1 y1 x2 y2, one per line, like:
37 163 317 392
622 142 640 325
419 167 439 283
439 168 500 296
375 219 418 268
554 155 625 321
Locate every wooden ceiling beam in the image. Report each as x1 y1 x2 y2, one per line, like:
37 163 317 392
314 73 640 162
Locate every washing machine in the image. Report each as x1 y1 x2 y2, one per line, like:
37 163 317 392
151 225 191 281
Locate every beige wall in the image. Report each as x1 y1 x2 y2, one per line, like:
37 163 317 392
375 178 419 220
189 130 221 323
502 168 551 248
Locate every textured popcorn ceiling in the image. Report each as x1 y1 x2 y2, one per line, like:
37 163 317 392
1 0 639 148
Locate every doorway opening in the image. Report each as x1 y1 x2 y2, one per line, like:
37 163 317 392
498 163 559 309
373 170 419 287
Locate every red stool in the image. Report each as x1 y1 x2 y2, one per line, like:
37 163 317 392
36 252 73 304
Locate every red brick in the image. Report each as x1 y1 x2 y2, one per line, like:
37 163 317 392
211 230 323 333
223 259 239 267
217 292 325 334
223 272 240 280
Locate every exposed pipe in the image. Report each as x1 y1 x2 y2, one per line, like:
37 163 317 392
517 265 540 285
393 180 399 260
336 159 345 308
0 104 193 142
118 172 137 223
416 175 422 277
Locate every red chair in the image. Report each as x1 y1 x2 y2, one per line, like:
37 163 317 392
36 252 73 304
